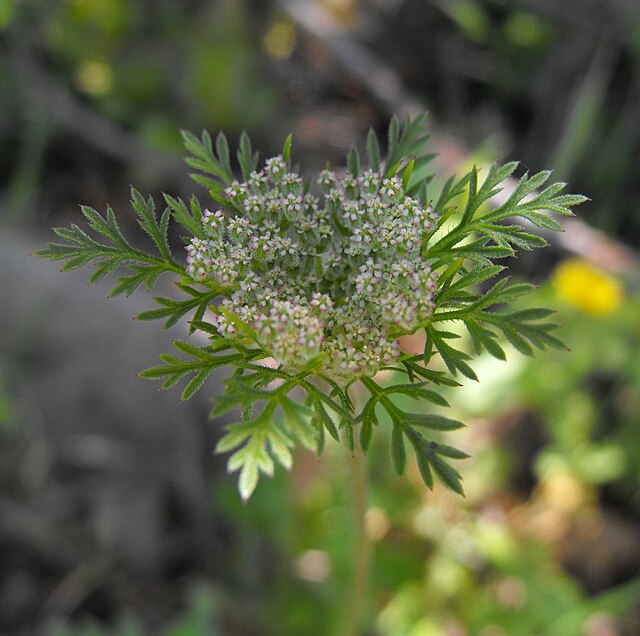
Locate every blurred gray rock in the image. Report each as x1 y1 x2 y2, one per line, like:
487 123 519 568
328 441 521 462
0 228 230 631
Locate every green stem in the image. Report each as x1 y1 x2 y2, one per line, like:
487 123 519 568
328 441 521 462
340 435 372 636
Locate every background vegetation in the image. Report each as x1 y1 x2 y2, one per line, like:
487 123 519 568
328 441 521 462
1 0 639 634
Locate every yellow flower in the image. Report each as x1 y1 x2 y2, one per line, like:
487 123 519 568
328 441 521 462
552 258 623 316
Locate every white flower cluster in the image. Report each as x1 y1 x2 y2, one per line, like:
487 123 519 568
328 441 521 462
185 155 439 379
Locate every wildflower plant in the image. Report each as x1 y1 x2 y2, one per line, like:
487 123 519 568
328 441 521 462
36 114 586 501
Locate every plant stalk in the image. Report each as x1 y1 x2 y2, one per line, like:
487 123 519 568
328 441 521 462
340 439 372 636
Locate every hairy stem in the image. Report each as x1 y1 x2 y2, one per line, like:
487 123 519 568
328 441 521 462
340 438 372 636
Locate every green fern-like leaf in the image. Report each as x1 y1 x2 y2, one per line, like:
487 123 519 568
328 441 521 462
35 114 586 499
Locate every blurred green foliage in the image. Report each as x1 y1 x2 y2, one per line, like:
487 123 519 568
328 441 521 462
45 0 274 138
451 264 640 495
0 0 278 221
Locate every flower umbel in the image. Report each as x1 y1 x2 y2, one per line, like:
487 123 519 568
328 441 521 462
36 114 587 500
186 158 439 379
